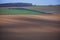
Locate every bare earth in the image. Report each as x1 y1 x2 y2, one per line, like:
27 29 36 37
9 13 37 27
0 15 60 40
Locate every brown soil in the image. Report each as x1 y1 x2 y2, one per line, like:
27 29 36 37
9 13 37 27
0 15 60 40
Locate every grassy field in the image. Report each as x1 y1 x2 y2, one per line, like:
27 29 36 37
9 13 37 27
0 9 42 15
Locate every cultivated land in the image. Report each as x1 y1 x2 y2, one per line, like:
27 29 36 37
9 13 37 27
0 15 60 40
0 6 60 40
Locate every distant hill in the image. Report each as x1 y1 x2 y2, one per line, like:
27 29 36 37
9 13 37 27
0 3 33 7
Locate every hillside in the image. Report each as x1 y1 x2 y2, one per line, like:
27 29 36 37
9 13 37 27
22 6 60 14
0 3 32 7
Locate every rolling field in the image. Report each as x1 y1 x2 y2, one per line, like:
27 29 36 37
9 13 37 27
1 6 59 14
0 15 60 40
0 9 41 15
0 7 60 40
0 8 45 15
22 6 60 14
0 6 60 14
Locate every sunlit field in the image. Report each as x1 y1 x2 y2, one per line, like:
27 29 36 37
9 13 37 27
0 7 60 40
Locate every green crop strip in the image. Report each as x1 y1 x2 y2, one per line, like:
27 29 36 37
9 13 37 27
0 9 43 15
